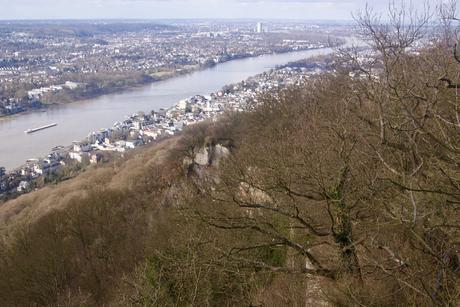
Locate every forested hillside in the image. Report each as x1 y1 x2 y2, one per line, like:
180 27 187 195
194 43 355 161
1 3 460 306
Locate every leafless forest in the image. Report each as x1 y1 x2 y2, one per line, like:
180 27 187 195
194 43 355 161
0 2 460 306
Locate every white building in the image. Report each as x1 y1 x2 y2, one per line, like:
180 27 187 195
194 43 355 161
69 152 83 163
17 181 30 192
64 81 80 90
256 22 264 33
90 153 103 164
73 142 92 153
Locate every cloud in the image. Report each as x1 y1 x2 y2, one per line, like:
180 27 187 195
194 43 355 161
0 0 449 20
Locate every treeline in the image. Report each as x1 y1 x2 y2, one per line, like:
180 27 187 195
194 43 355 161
1 3 460 306
0 133 265 306
41 71 155 104
0 22 176 38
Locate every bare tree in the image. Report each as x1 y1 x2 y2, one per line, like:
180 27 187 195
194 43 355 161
187 2 460 306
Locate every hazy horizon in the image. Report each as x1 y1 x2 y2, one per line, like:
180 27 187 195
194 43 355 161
0 0 448 21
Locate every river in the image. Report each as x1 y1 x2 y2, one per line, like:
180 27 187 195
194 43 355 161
0 47 335 171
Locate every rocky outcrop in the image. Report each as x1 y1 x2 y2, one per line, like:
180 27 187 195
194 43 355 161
183 142 231 179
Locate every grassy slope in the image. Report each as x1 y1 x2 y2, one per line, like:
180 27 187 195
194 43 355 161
0 136 179 237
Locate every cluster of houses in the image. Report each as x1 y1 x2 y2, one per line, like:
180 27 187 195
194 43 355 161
27 81 83 100
0 82 83 116
0 97 43 116
0 63 327 199
0 20 337 117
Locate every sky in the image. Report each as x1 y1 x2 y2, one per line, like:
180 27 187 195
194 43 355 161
0 0 452 21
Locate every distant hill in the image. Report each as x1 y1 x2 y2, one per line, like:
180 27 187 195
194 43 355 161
0 21 176 38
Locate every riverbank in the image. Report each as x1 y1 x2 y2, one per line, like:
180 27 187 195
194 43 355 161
1 56 329 201
0 45 340 121
0 45 341 171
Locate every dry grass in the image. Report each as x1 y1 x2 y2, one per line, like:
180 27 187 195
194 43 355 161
0 136 180 238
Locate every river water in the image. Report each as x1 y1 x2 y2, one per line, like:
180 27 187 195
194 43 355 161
0 47 334 170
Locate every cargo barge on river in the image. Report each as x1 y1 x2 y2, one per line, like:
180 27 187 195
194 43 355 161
24 123 57 134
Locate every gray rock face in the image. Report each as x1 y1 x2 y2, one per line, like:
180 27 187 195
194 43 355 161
192 143 231 167
211 144 230 167
183 143 231 179
194 146 210 166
